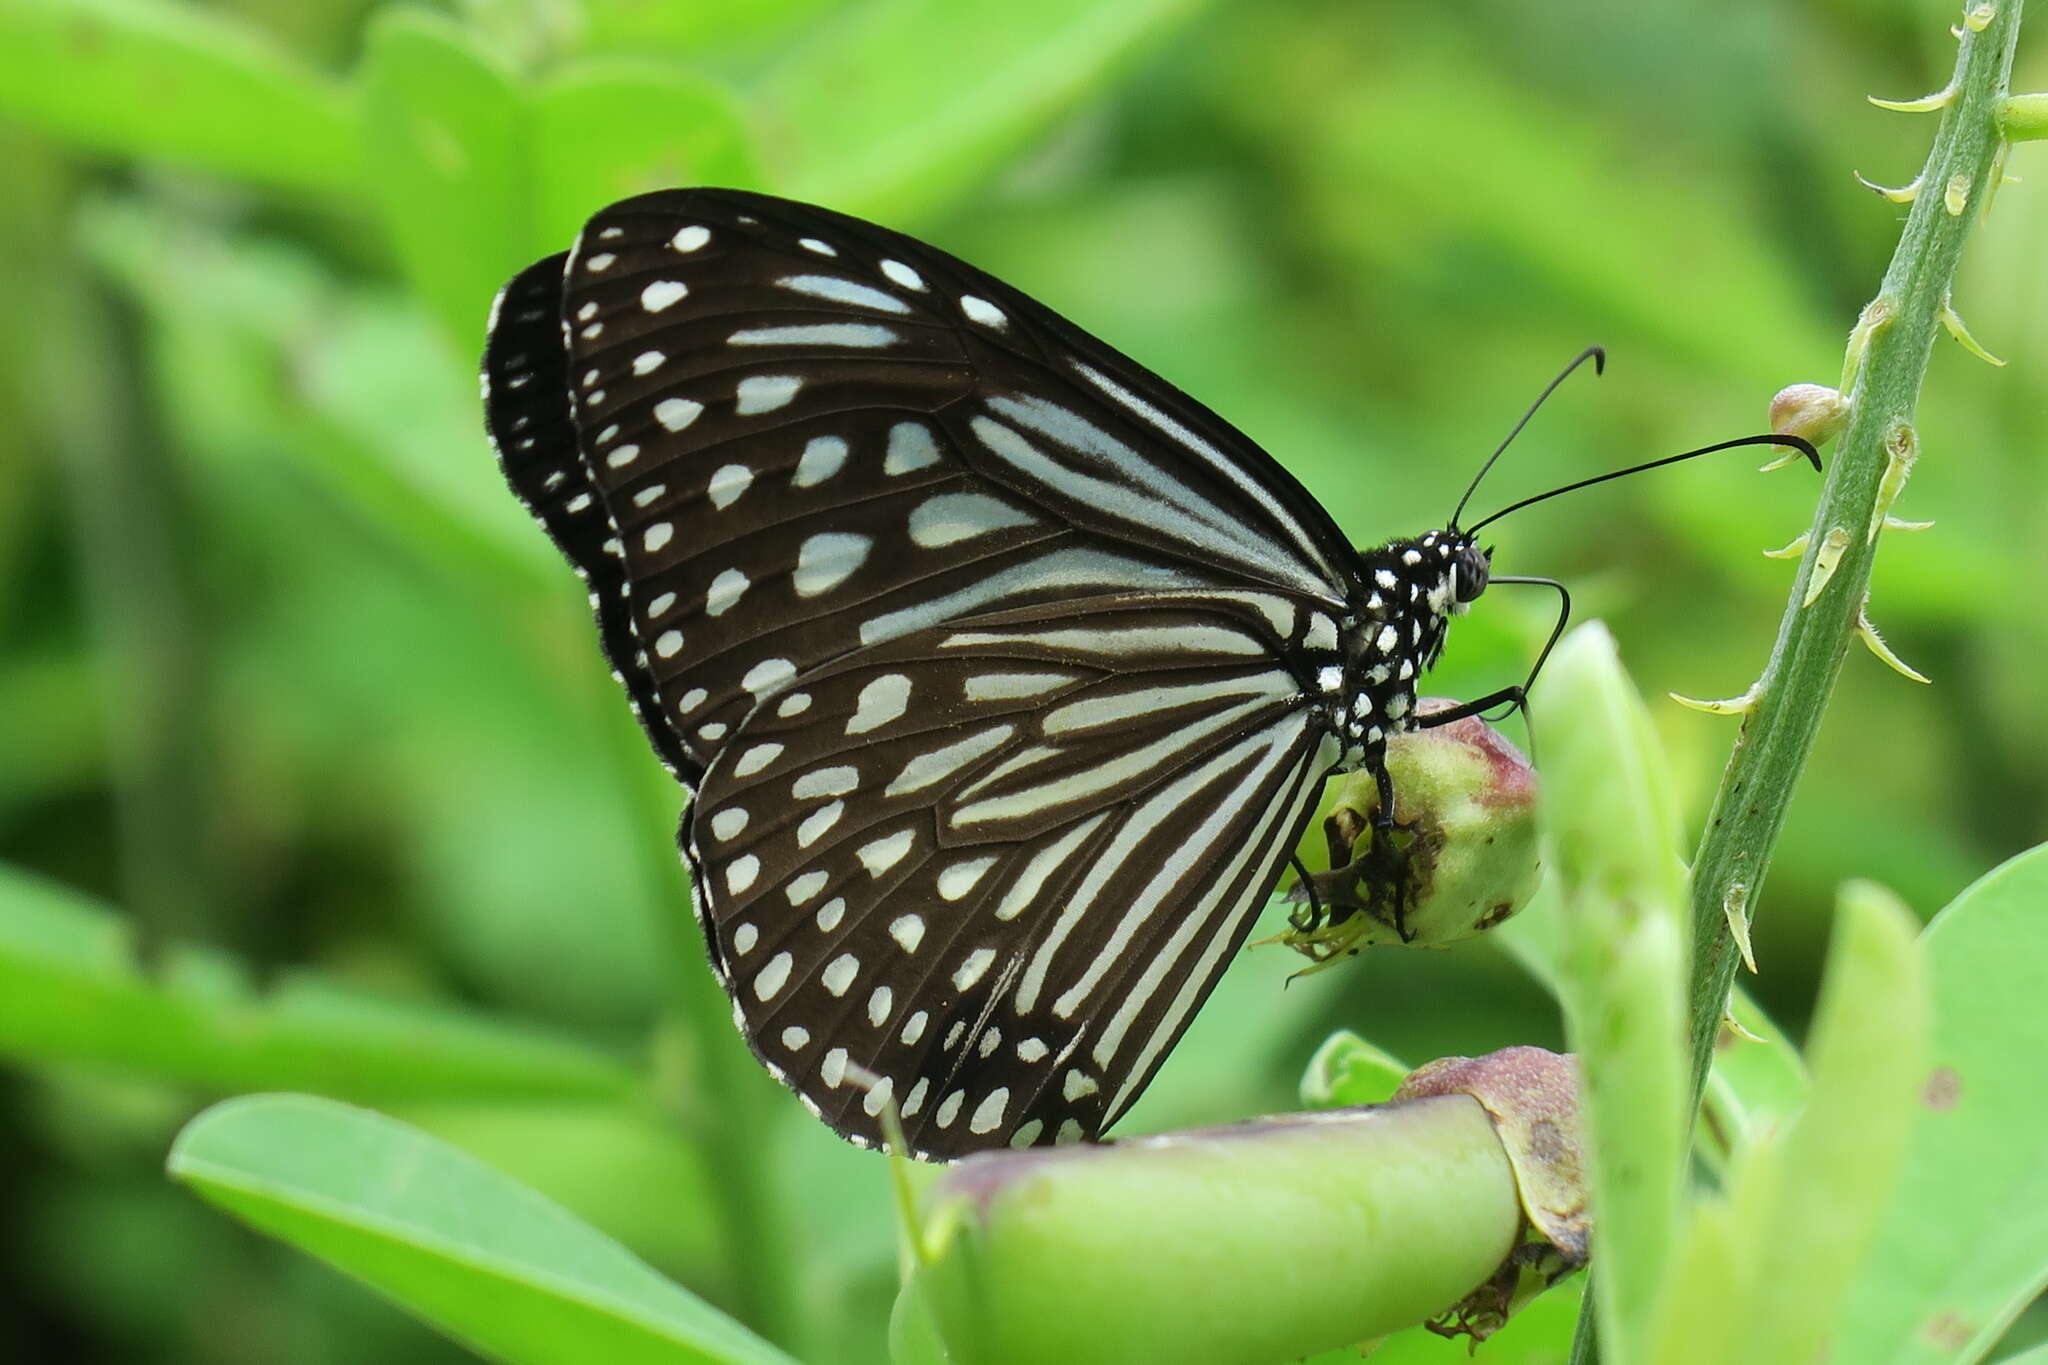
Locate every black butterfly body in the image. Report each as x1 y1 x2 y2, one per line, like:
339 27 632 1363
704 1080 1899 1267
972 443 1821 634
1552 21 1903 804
481 188 1491 1159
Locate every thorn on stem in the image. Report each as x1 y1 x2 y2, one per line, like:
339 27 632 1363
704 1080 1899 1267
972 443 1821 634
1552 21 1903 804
1762 532 1809 561
1723 883 1758 974
1867 422 1921 544
1854 170 1922 203
1857 597 1932 684
1868 85 1956 113
1803 527 1852 607
1940 299 2007 365
1670 684 1762 716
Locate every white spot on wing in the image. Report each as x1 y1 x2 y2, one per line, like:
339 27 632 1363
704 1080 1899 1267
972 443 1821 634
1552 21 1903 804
641 280 687 311
821 953 858 996
777 274 912 313
883 422 941 475
886 726 1015 797
969 1087 1010 1134
753 952 793 1000
953 948 996 992
857 829 915 876
671 225 710 252
797 801 843 848
793 435 849 487
706 568 750 616
729 323 898 348
785 870 828 904
725 855 759 894
908 492 1036 547
880 259 926 290
793 766 859 799
890 915 925 952
733 741 783 777
736 375 802 414
654 397 703 431
965 672 1079 701
741 657 795 696
794 532 870 597
708 463 754 509
710 808 749 841
937 856 998 901
960 295 1006 327
847 674 911 734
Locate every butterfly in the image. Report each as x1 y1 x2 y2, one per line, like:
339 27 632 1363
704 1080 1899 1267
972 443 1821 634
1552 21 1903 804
479 188 1810 1160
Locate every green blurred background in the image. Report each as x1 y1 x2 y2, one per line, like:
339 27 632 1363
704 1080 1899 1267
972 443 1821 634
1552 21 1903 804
0 0 2041 1361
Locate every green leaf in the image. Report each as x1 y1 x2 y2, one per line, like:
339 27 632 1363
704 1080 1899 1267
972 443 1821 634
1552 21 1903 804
760 0 1206 220
0 863 638 1105
529 61 761 248
358 7 532 346
1731 882 1930 1365
1531 622 1689 1365
0 0 359 193
1836 843 2048 1364
1299 1030 1409 1108
169 1094 798 1365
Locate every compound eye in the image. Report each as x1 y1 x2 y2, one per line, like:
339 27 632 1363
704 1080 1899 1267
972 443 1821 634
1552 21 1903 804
1454 546 1490 603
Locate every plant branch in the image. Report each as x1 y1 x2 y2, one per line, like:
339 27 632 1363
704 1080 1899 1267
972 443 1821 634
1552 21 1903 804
1684 0 2023 1108
1571 9 2025 1363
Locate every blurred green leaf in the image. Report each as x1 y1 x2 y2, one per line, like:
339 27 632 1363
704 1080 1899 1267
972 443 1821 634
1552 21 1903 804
578 0 839 70
1299 1029 1408 1108
530 61 761 247
0 0 359 192
1533 622 1690 1365
761 0 1207 219
77 194 550 581
169 1093 799 1365
1694 987 1808 1175
0 863 640 1104
1837 843 2048 1364
1730 882 1929 1365
359 7 533 347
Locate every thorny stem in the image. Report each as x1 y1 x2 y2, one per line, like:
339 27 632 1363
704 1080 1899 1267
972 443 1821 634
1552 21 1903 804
1684 0 2021 1109
1571 6 2025 1363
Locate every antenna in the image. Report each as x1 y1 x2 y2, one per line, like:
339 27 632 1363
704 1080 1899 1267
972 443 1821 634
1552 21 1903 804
1465 434 1822 535
1449 345 1607 530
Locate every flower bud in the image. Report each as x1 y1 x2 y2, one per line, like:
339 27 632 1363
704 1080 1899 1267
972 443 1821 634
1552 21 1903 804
1273 701 1540 965
1768 383 1849 448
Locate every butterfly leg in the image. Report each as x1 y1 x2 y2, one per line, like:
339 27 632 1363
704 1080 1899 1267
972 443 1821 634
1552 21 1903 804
1363 761 1418 941
1286 851 1328 932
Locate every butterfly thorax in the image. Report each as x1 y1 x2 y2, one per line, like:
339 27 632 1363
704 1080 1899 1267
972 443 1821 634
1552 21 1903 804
1324 529 1488 771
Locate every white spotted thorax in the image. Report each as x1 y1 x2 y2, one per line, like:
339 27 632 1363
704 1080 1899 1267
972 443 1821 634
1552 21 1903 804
481 189 1494 1161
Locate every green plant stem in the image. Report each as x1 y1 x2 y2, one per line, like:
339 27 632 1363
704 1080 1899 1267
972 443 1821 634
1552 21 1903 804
1571 9 2025 1363
1683 0 2021 1109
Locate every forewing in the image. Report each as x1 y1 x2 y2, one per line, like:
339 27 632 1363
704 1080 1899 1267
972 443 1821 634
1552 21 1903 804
481 188 1356 787
688 595 1337 1158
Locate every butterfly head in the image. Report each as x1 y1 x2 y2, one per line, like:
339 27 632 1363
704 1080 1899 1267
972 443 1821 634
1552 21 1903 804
1414 529 1492 619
